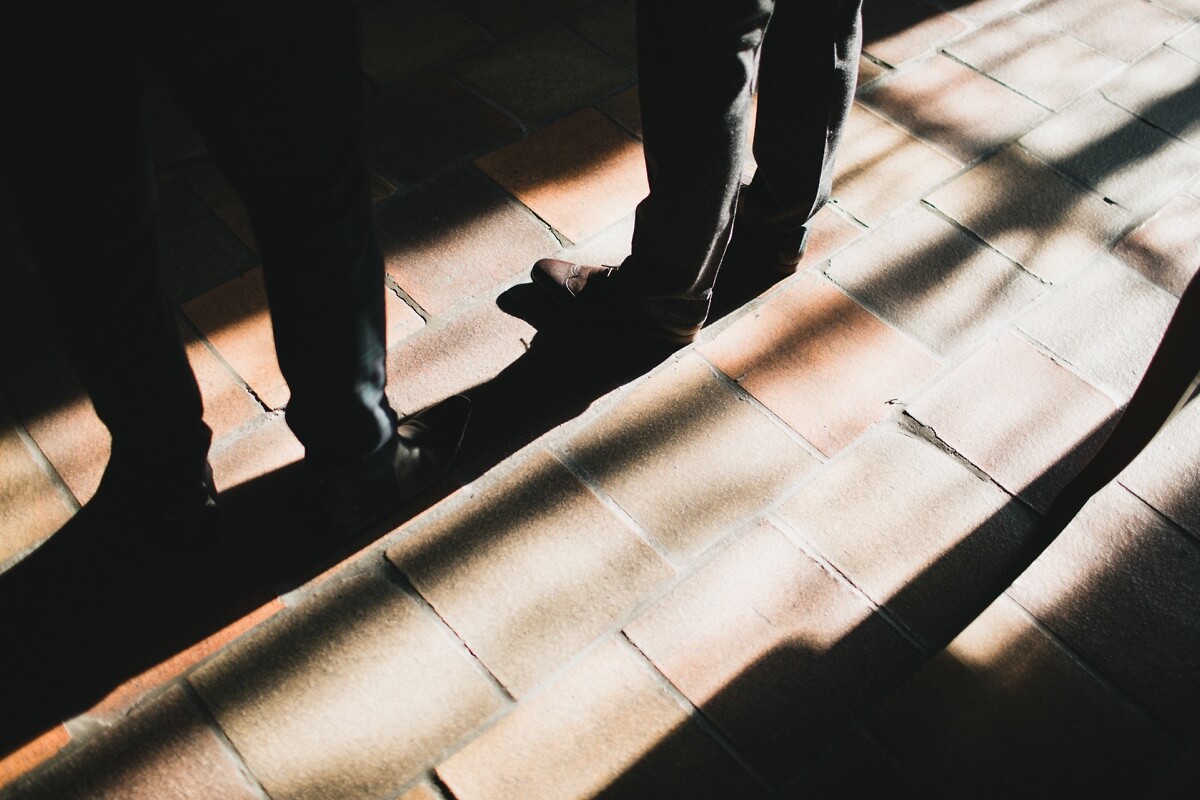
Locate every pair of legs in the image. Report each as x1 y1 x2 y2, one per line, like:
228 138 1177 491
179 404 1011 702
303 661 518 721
535 0 863 341
4 2 398 505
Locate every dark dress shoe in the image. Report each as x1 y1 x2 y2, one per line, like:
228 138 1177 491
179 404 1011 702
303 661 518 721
531 258 704 344
318 394 471 533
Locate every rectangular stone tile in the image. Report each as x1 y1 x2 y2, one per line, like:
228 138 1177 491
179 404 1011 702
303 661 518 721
450 23 633 127
11 685 261 800
190 570 504 800
827 206 1044 358
0 727 70 791
209 416 303 492
862 0 969 67
182 268 288 411
476 109 648 244
11 362 110 505
387 451 672 696
1102 46 1200 148
872 596 1175 799
447 0 590 36
1023 0 1191 62
907 334 1118 512
157 179 256 303
625 521 920 780
1010 485 1200 735
375 166 558 316
778 428 1038 646
185 164 257 253
1019 92 1200 216
397 781 444 800
925 145 1131 283
436 637 767 800
856 56 888 87
597 85 641 139
0 416 72 570
700 275 940 457
830 105 962 225
366 73 522 186
384 295 536 418
782 733 926 799
945 0 1031 22
182 330 263 443
565 0 637 69
1114 194 1200 297
1120 395 1200 538
359 0 490 79
860 54 1049 162
561 355 819 561
1018 253 1178 398
1169 24 1200 60
944 14 1122 109
88 600 284 723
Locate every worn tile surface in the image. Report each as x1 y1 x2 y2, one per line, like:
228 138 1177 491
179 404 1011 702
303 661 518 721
1113 194 1200 297
1102 46 1200 148
827 206 1044 357
1023 0 1191 62
563 355 819 561
1120 397 1200 538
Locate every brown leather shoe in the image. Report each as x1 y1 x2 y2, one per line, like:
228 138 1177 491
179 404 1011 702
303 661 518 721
531 258 704 344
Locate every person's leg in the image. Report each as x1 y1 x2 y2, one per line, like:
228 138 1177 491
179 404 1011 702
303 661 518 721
737 0 863 265
151 0 394 475
620 0 775 336
1 5 213 504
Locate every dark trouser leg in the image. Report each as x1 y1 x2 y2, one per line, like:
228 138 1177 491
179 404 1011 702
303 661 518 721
153 1 395 474
742 0 863 250
1 7 212 491
624 0 772 326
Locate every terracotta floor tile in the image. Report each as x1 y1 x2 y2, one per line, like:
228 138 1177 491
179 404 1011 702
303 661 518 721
182 269 287 411
944 0 1030 21
924 145 1131 283
860 54 1049 162
1023 0 1191 62
157 179 256 304
791 205 865 266
384 295 536 419
446 0 591 36
782 732 927 799
1010 485 1200 735
700 274 940 456
625 521 919 780
827 206 1044 358
562 355 819 561
0 417 73 570
597 85 641 139
209 416 302 493
436 637 767 800
907 334 1118 512
185 164 258 252
944 14 1122 109
366 73 522 186
872 597 1175 799
564 0 637 69
190 570 503 800
14 685 261 800
359 0 490 79
1120 396 1200 538
862 0 970 67
830 104 962 226
450 23 633 126
1017 253 1178 398
1019 92 1200 216
778 428 1038 646
0 726 70 791
1102 46 1200 149
11 362 110 506
1169 23 1200 61
88 600 284 723
386 451 672 696
1114 194 1200 297
375 166 558 316
478 108 647 243
182 330 263 443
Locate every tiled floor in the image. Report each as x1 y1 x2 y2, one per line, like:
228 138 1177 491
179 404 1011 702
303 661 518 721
2 0 1199 797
